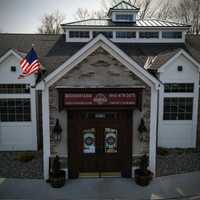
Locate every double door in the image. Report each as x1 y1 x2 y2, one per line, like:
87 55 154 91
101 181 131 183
68 110 132 178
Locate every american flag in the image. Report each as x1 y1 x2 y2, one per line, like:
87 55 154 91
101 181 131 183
19 48 40 78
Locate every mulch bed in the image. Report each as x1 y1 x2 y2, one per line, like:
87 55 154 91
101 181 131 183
157 148 200 176
0 151 43 179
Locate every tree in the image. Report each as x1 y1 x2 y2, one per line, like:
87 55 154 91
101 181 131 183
74 0 200 34
156 0 174 20
75 8 105 20
171 0 200 34
75 0 163 20
101 0 158 19
38 10 65 34
157 0 200 34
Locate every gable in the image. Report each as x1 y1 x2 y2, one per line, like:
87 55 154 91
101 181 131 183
159 53 199 82
53 47 146 88
0 51 35 84
41 34 159 90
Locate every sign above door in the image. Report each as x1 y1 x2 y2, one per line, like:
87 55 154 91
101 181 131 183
64 92 136 106
59 88 142 109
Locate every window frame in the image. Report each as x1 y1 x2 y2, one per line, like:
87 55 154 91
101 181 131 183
116 31 136 39
139 31 159 39
115 14 134 22
93 31 113 39
0 98 31 122
162 31 182 39
69 31 90 38
164 83 194 93
163 97 193 120
0 84 30 94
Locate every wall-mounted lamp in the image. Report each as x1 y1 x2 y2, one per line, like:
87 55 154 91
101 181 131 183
53 119 62 143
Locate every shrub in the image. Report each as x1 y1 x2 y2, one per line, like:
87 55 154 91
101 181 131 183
15 152 34 162
157 147 169 156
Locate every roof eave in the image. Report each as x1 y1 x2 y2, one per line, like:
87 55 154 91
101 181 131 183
61 24 191 30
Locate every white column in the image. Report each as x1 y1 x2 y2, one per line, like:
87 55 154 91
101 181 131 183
149 85 158 175
30 87 37 150
42 88 51 180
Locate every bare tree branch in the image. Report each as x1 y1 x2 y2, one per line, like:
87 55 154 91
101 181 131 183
73 0 200 34
38 10 65 34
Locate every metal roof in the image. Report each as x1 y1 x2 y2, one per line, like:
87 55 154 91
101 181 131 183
62 18 190 28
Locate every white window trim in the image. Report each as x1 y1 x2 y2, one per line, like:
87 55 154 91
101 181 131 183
65 29 185 43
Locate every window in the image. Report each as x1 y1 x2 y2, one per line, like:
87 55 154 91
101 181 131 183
83 128 96 154
164 83 194 93
0 84 30 94
139 32 159 39
162 31 182 39
69 31 90 38
163 97 193 120
93 31 113 38
116 31 136 38
104 128 118 153
116 14 134 21
0 99 31 122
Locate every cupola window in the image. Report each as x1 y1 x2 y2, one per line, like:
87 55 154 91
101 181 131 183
115 14 134 22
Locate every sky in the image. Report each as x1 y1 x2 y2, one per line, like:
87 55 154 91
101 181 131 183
0 0 102 33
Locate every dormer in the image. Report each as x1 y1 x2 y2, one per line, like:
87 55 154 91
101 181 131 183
108 1 139 23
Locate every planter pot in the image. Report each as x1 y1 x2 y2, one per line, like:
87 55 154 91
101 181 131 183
134 169 153 186
50 170 66 188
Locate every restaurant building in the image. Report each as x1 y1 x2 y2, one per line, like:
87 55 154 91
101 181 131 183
0 1 200 179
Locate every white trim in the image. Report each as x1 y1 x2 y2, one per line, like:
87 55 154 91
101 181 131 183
0 94 31 99
30 88 37 150
0 49 22 64
158 49 200 73
42 88 50 180
39 34 159 89
62 25 190 31
55 85 146 89
64 29 185 43
192 74 199 147
149 86 158 175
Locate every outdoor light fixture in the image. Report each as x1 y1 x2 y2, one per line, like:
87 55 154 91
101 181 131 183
53 119 62 143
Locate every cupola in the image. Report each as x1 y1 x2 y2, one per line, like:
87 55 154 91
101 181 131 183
107 1 140 23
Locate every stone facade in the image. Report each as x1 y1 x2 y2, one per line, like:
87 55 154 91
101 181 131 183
48 47 151 162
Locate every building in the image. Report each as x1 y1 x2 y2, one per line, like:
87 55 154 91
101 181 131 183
0 1 200 180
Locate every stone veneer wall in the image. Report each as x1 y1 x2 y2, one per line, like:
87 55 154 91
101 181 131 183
48 47 151 165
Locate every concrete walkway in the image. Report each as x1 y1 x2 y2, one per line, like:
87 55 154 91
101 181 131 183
0 172 200 200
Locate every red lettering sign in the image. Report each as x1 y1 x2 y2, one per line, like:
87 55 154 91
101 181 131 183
64 92 137 106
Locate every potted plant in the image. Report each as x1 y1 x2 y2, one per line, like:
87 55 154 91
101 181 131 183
49 155 66 188
134 154 153 186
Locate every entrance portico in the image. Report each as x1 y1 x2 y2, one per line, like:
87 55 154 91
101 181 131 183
38 34 160 180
